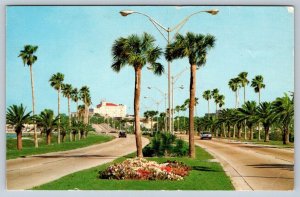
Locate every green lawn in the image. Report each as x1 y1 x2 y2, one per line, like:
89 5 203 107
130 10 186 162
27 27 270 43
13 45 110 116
33 146 234 190
7 132 114 160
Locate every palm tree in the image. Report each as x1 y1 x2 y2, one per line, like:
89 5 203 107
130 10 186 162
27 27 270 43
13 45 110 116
217 95 225 110
71 88 79 119
238 72 249 104
159 112 166 132
202 90 211 114
18 45 39 148
180 104 187 133
272 94 294 144
211 88 219 113
62 84 73 141
166 32 215 158
49 72 64 144
251 75 265 103
111 33 164 158
6 104 32 150
35 109 58 145
79 86 90 125
238 101 257 140
175 105 181 131
77 105 85 121
256 102 275 142
144 110 159 133
228 78 241 108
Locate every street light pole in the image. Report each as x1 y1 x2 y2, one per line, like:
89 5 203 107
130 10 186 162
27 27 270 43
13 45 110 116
120 8 219 134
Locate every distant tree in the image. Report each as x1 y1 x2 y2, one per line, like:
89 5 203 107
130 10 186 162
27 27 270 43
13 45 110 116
6 104 32 150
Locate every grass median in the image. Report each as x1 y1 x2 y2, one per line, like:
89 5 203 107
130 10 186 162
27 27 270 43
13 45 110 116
32 146 234 190
7 132 114 160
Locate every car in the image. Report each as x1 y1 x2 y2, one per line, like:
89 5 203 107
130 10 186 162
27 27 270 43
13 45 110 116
200 131 212 140
118 131 127 138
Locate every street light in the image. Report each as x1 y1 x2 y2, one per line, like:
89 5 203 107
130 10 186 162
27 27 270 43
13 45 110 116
120 8 219 134
144 96 163 132
148 86 167 132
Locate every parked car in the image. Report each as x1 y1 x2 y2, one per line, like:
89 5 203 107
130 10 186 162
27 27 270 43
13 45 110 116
118 131 127 138
200 131 212 140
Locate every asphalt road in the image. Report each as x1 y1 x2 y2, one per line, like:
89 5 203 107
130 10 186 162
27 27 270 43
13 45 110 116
6 134 149 190
179 135 294 190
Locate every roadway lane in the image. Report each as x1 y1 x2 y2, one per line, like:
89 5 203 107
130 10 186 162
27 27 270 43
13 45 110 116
7 134 149 190
179 135 294 190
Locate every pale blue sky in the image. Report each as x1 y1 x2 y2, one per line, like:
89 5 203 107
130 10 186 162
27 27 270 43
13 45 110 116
6 6 294 116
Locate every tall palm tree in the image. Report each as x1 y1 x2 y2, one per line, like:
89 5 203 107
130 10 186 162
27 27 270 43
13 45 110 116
211 88 219 113
18 45 39 148
272 94 294 144
35 109 58 145
256 102 275 142
166 32 215 158
202 90 211 114
6 104 32 150
251 75 265 103
79 86 90 125
238 72 249 104
111 33 164 158
62 83 73 141
144 110 158 132
49 72 64 144
71 88 79 119
228 77 241 108
238 101 257 140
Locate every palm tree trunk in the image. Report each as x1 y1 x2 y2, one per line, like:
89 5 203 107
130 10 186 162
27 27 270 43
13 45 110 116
250 126 253 140
76 101 79 120
134 67 143 158
68 97 72 142
57 88 61 144
29 65 38 148
177 112 180 132
17 131 22 150
207 100 210 114
84 98 88 124
47 132 51 145
283 126 289 145
244 125 247 140
235 91 237 108
258 89 261 103
264 126 270 142
238 127 241 139
244 87 246 104
188 64 196 158
233 124 236 139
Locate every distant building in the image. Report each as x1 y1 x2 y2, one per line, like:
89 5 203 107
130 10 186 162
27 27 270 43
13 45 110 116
91 101 127 118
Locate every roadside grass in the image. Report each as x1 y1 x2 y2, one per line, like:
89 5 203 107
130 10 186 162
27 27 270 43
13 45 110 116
6 132 114 160
220 137 294 148
33 146 234 190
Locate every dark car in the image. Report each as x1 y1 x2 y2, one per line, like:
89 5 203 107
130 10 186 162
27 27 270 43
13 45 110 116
200 131 212 140
118 131 127 138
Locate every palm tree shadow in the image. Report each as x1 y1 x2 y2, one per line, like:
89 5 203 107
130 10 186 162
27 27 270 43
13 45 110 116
247 163 294 171
192 166 224 172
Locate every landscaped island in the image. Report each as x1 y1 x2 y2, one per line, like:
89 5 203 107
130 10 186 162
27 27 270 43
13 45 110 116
32 145 234 190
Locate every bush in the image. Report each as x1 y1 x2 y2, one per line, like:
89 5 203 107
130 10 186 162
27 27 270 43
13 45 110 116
143 133 188 157
99 158 190 181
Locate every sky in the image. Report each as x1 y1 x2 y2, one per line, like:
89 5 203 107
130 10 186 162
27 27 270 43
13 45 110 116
6 6 294 116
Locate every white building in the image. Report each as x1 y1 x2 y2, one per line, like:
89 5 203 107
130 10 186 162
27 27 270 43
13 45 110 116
91 101 127 118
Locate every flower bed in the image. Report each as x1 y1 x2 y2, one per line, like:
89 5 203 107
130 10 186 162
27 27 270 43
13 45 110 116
99 158 190 181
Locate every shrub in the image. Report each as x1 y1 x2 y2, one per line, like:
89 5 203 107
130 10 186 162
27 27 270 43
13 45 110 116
143 133 188 157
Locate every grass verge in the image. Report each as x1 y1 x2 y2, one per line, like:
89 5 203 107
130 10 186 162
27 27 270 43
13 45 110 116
32 146 234 190
220 138 294 148
7 132 114 160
